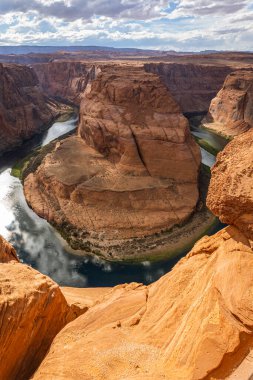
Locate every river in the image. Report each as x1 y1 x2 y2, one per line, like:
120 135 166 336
0 116 228 287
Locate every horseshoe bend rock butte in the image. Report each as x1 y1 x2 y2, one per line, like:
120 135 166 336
0 63 61 155
207 128 253 241
33 226 253 380
24 65 201 258
204 70 253 137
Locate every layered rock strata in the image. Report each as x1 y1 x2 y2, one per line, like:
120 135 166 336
33 226 253 380
0 63 62 155
33 61 98 104
207 128 253 241
204 70 253 137
144 62 232 113
24 65 201 258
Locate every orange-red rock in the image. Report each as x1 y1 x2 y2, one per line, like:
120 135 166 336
204 70 253 136
0 235 19 263
0 260 75 380
24 65 201 258
207 128 253 240
33 226 253 380
0 63 61 155
144 62 232 113
33 61 97 104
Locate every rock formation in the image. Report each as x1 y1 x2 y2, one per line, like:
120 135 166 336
207 128 253 241
0 235 19 263
144 62 232 113
0 260 75 379
204 70 253 136
33 61 97 104
33 226 253 380
24 65 201 258
0 63 62 155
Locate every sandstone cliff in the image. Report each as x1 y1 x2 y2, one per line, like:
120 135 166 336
207 128 253 241
0 63 61 155
0 235 19 263
204 70 253 136
144 62 232 113
33 226 253 380
33 61 97 104
24 65 201 258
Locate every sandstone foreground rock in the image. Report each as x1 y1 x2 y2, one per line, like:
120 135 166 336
0 238 76 380
0 235 19 263
204 70 253 136
207 128 253 241
33 226 253 380
24 65 201 258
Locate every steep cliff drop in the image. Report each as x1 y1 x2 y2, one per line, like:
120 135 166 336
144 62 233 113
203 70 253 137
24 65 201 259
0 63 64 155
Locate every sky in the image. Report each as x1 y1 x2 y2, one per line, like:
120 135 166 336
0 0 252 51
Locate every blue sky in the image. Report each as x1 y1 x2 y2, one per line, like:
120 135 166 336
0 0 252 51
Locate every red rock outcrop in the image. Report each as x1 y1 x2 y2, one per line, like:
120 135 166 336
207 128 253 240
33 61 97 104
0 63 62 155
144 62 233 113
204 70 253 136
0 259 77 380
24 65 201 258
0 235 19 263
33 226 253 380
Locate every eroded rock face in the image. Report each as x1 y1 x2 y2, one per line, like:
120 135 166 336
144 62 232 113
0 63 61 155
0 235 19 263
207 128 253 240
33 61 97 104
24 65 201 258
33 226 253 380
204 70 253 136
0 258 76 380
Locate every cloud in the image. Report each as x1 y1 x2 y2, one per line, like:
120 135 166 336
0 0 167 21
0 0 252 51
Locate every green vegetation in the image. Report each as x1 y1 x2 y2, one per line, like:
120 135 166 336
193 135 220 156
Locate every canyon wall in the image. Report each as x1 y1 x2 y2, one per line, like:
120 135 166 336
0 63 61 155
24 65 201 259
145 62 233 113
33 61 97 104
204 70 253 137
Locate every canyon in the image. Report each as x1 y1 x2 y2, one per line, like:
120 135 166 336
0 63 67 155
0 50 253 380
204 70 253 137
